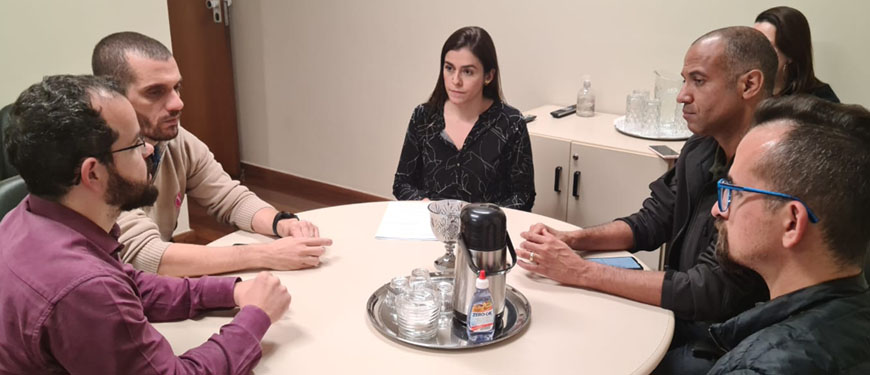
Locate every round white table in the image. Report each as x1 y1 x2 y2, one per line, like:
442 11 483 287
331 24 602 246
154 202 673 374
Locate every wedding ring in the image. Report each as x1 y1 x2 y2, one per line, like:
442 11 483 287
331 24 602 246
529 251 536 263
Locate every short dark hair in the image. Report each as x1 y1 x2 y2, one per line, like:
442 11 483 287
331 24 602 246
753 95 870 267
426 26 503 109
755 6 827 96
5 75 122 200
92 32 172 89
694 26 779 96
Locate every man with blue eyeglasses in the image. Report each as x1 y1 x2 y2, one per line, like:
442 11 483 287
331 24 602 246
705 95 870 373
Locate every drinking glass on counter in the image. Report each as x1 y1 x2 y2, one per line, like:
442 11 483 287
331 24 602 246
673 103 688 134
625 91 648 132
643 98 661 133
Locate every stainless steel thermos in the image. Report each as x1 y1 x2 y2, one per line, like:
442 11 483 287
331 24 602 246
452 203 516 328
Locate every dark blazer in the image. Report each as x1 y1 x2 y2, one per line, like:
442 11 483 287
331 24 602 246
618 135 768 321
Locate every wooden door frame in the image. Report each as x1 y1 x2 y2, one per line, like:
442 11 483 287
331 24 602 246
166 0 241 177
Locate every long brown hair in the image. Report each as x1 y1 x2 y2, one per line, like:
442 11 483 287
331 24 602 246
426 26 503 109
755 6 827 95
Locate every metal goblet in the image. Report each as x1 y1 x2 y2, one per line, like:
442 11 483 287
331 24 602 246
428 200 465 273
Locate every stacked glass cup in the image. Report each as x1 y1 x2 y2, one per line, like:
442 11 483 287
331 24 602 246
673 103 689 136
643 98 662 133
394 268 442 341
625 90 649 133
385 276 409 323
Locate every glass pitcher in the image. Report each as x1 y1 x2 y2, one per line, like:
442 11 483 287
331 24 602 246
654 70 683 126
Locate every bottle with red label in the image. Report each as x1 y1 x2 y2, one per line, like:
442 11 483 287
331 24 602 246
466 270 495 343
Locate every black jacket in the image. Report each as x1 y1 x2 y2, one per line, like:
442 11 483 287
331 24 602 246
707 275 870 374
810 83 840 103
618 135 768 321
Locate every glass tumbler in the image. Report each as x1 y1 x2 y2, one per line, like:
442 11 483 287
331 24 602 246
385 276 409 322
409 268 432 290
396 287 439 341
625 92 647 131
632 89 650 98
643 98 661 134
437 281 453 315
673 102 688 133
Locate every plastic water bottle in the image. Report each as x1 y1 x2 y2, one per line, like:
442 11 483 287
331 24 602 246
576 77 595 117
466 270 495 343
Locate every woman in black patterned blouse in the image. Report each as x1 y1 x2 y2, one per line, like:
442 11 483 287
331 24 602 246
392 26 535 211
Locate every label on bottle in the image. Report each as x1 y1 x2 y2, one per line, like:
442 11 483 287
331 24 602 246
468 300 494 332
578 96 595 117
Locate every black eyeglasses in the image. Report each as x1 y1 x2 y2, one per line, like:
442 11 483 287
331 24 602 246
110 136 148 155
716 178 819 223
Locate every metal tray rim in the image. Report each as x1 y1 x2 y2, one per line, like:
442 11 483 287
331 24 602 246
366 275 531 350
614 115 692 141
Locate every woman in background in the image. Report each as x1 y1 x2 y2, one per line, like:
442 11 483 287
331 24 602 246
754 6 840 102
392 26 535 211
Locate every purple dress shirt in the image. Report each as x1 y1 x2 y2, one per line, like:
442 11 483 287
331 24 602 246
0 195 272 374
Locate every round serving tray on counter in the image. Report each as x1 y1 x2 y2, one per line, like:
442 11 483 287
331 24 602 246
366 274 531 350
614 116 692 141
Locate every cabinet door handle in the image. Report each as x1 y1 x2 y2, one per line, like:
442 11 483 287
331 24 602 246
572 171 581 198
554 166 562 192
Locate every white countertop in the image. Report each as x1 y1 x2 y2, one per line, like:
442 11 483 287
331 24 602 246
524 105 686 157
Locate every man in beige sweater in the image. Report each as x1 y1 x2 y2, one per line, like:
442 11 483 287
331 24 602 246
93 32 332 276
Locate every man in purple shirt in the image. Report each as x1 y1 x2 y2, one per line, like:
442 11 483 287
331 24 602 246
0 75 290 374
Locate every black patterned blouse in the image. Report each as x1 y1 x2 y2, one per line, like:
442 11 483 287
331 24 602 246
392 101 535 211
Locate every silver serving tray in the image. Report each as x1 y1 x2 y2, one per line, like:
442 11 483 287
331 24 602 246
366 274 531 350
614 116 692 141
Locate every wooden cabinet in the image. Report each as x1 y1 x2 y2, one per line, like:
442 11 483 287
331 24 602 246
525 105 685 270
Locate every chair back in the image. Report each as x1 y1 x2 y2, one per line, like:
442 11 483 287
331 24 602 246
1 103 19 180
0 175 27 220
865 253 870 285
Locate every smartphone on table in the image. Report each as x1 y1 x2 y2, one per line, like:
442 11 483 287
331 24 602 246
586 256 644 270
649 145 679 160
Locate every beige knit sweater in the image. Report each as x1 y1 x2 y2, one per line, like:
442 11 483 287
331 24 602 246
117 126 273 273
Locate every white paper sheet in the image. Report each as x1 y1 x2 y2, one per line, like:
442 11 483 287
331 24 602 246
375 201 437 240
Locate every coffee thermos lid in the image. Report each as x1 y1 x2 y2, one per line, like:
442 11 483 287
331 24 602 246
460 203 506 251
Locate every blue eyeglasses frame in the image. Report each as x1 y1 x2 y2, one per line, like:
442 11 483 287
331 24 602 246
716 178 819 223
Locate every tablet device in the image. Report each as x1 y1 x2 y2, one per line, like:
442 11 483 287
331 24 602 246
586 256 644 270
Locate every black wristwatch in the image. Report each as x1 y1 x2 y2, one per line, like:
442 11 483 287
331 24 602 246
272 211 299 237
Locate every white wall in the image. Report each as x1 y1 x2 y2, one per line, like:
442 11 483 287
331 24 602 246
0 0 171 105
0 1 190 233
230 0 869 199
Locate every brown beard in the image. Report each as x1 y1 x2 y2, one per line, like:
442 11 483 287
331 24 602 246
105 165 159 211
137 112 180 141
